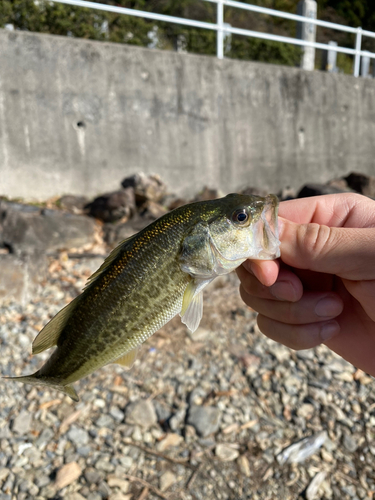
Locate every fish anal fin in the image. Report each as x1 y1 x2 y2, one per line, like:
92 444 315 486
115 347 139 369
32 299 77 354
62 385 79 402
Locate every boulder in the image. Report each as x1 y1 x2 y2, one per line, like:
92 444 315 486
0 253 48 304
121 173 167 205
57 195 89 214
344 172 375 198
193 186 224 202
297 183 348 198
1 201 97 255
85 188 135 222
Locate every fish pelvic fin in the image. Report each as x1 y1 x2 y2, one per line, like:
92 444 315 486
115 346 140 369
4 375 79 402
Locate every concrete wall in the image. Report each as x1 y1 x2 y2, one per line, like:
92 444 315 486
1 29 375 200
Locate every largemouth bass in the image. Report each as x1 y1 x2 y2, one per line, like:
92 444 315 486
7 194 280 401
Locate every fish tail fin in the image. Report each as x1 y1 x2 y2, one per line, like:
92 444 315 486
3 374 79 402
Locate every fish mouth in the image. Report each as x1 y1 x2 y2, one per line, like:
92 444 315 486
255 194 280 260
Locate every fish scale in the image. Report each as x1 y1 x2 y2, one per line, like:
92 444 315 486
5 194 280 401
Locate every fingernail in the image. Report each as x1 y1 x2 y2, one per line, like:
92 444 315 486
270 281 294 301
315 297 343 317
320 321 340 341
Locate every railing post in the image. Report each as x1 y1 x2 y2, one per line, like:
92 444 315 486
361 51 371 77
354 27 362 77
217 0 224 59
297 0 317 71
322 41 338 72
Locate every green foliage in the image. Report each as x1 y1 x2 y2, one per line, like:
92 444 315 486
228 36 301 65
1 0 375 68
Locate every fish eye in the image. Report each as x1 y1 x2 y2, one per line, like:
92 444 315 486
232 208 249 225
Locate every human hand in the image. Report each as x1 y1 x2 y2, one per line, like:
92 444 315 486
237 193 375 376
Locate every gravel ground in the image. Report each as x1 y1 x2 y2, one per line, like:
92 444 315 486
1 253 375 500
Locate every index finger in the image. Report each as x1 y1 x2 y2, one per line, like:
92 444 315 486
279 193 375 228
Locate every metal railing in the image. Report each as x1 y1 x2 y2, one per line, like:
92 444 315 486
46 0 375 77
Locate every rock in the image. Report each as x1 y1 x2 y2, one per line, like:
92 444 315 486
156 433 184 452
139 200 167 220
58 195 89 214
1 201 97 255
131 426 143 441
159 470 176 492
277 432 327 465
306 471 327 500
65 494 86 500
12 410 32 435
237 455 251 477
0 468 10 482
98 480 111 497
119 456 133 470
240 186 268 197
343 433 359 453
125 399 157 428
187 327 213 342
169 408 187 431
103 222 137 247
67 426 89 447
109 494 132 500
0 253 48 304
215 444 239 461
87 493 102 500
34 475 50 488
86 188 135 222
344 172 375 197
164 196 188 210
55 462 82 490
35 428 55 449
121 173 167 204
297 183 348 198
107 476 129 493
297 403 315 420
83 467 102 484
194 187 224 202
95 457 115 472
109 406 125 422
187 405 221 437
153 401 172 423
95 415 114 428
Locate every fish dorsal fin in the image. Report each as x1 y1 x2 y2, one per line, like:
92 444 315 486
32 299 77 354
83 234 136 291
115 346 139 369
180 279 213 332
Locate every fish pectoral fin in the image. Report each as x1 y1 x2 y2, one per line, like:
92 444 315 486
32 298 78 354
180 279 213 333
181 291 203 333
180 280 196 317
114 347 139 369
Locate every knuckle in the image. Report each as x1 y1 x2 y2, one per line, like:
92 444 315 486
299 223 332 258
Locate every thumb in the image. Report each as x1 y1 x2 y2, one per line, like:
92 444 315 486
279 217 375 281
